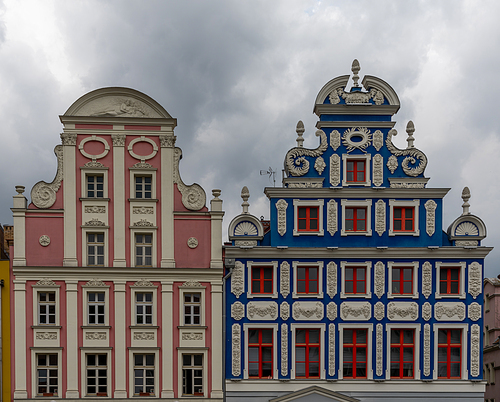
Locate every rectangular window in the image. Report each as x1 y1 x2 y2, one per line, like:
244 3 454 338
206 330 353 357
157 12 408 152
346 160 366 183
136 234 152 267
86 354 107 396
39 292 56 325
134 354 155 396
88 292 105 325
297 267 319 294
87 174 104 198
136 293 153 325
182 354 203 396
37 354 58 396
345 267 366 294
295 329 320 378
251 266 273 294
440 267 460 295
343 329 367 379
438 329 461 378
392 267 413 295
390 329 414 378
393 207 414 232
298 206 319 232
248 329 273 378
135 175 152 199
184 293 201 325
87 233 104 266
345 207 366 232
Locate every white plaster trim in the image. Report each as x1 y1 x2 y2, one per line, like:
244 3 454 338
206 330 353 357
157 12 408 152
340 302 371 321
82 228 109 268
276 199 288 236
231 302 245 321
435 261 466 299
232 261 244 298
81 166 109 199
179 286 206 327
326 199 337 236
376 323 383 377
292 301 324 321
424 199 437 236
340 199 372 236
387 301 419 321
374 199 386 236
434 302 466 321
292 261 324 298
247 301 279 320
432 323 468 380
385 323 421 380
470 324 480 377
372 154 383 187
340 261 372 298
130 228 157 268
422 261 432 299
127 136 159 161
129 168 157 199
130 285 158 326
388 199 420 236
82 285 110 326
326 262 337 298
33 286 61 326
387 261 419 299
232 324 241 377
176 348 209 398
338 323 373 380
242 323 279 380
342 153 372 187
290 323 326 379
329 154 341 187
293 199 324 236
246 261 278 299
79 135 110 160
30 348 63 398
280 261 290 298
128 348 160 398
423 323 431 377
468 261 482 299
328 324 335 377
80 349 112 397
281 323 288 377
374 261 385 299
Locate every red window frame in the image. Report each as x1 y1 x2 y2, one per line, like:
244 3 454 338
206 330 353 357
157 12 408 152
439 267 460 295
295 329 320 378
297 206 319 232
297 267 319 294
393 207 415 232
390 329 414 378
438 329 462 379
344 267 366 294
345 207 367 232
392 267 413 295
248 329 273 378
346 160 366 183
251 267 273 294
343 329 367 379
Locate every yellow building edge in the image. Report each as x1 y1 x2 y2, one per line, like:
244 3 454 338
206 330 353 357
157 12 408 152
0 259 10 402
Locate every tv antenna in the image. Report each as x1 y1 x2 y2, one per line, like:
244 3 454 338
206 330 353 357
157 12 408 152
260 167 276 187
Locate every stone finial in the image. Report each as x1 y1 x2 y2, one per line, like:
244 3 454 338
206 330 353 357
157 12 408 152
212 189 221 200
15 185 25 194
406 121 415 148
351 59 361 87
462 186 471 215
241 186 250 214
296 121 305 147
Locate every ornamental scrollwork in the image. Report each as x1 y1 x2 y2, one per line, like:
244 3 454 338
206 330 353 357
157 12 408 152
85 206 106 213
376 324 383 377
31 145 64 209
180 279 204 288
36 332 57 340
424 200 437 236
468 262 481 299
456 240 478 246
422 302 432 321
329 324 335 376
423 324 430 377
285 129 328 176
36 278 57 286
280 261 290 298
329 154 341 187
374 261 385 298
39 235 50 247
133 279 155 287
329 87 385 105
86 332 107 340
386 128 427 177
182 333 203 341
84 218 106 227
111 133 126 147
134 332 155 341
281 324 288 376
387 302 418 321
276 199 288 236
173 148 206 210
422 261 432 299
326 262 337 298
132 219 154 227
159 135 176 148
434 302 465 321
187 237 198 249
85 278 107 287
468 303 481 321
231 261 244 298
387 155 398 174
330 130 341 150
342 127 372 153
374 302 384 321
471 324 480 377
232 324 241 376
327 200 337 236
373 154 383 187
373 130 383 151
326 302 337 321
314 157 326 174
375 199 386 236
340 302 371 321
132 206 154 214
280 302 290 321
292 302 323 320
231 302 245 321
60 132 77 146
247 302 278 320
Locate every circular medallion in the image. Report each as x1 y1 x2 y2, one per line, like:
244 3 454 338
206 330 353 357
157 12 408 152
79 135 110 160
187 237 198 249
128 136 158 161
39 235 51 247
342 127 372 152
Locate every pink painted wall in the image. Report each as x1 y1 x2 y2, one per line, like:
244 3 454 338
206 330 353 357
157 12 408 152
174 215 211 268
25 214 64 266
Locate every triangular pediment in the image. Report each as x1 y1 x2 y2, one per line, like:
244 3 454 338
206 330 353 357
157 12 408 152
270 386 360 402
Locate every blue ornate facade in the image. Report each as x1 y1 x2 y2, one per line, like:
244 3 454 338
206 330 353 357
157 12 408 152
224 61 492 402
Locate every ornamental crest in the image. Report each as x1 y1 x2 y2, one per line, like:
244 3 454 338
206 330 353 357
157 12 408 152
342 127 372 153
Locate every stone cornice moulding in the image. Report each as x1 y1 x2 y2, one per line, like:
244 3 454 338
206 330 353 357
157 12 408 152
316 120 397 129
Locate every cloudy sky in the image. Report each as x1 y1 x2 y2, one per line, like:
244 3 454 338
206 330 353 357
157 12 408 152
0 0 499 277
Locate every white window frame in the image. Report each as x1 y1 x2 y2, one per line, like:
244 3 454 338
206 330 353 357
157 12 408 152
179 284 206 327
340 261 372 298
388 199 420 236
292 261 324 299
130 169 157 200
247 261 279 299
130 284 158 327
82 229 109 267
177 349 208 398
338 323 373 380
81 349 111 397
342 154 372 187
242 323 279 380
31 349 62 398
433 323 468 380
290 323 326 379
387 261 419 299
82 284 110 326
340 199 372 236
435 261 466 299
81 167 108 199
385 323 421 380
129 349 159 398
32 285 60 326
293 199 324 236
131 230 157 268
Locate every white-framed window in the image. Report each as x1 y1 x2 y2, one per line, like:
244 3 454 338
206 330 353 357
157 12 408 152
82 284 110 327
389 199 420 236
129 168 157 200
33 351 60 397
432 323 468 380
338 323 373 380
33 285 60 326
292 261 324 299
293 199 324 236
387 261 419 299
342 154 371 187
246 261 278 299
340 261 372 298
81 167 108 199
385 323 421 380
179 283 206 327
242 323 278 379
435 262 466 299
340 199 372 236
131 231 157 268
130 284 158 327
129 350 159 397
84 353 109 397
290 323 326 379
87 233 105 266
181 354 204 396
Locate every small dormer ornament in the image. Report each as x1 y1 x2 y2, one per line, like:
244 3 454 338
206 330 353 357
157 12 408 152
406 121 415 149
228 185 265 243
461 187 471 215
351 59 361 88
241 186 250 214
296 121 305 148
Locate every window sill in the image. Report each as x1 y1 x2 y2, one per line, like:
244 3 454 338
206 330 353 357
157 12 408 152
130 325 159 329
178 325 208 329
129 198 159 203
81 325 111 329
80 197 110 202
31 325 61 329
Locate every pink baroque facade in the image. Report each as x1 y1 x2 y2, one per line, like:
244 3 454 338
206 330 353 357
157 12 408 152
10 88 224 400
484 277 500 402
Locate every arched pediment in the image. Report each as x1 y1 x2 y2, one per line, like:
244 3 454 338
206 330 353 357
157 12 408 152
228 214 264 240
314 75 350 107
361 75 400 106
447 214 487 242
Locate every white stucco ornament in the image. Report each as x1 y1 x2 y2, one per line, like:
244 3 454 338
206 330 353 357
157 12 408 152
342 127 372 153
187 237 198 249
39 235 50 247
31 145 64 209
285 127 328 176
